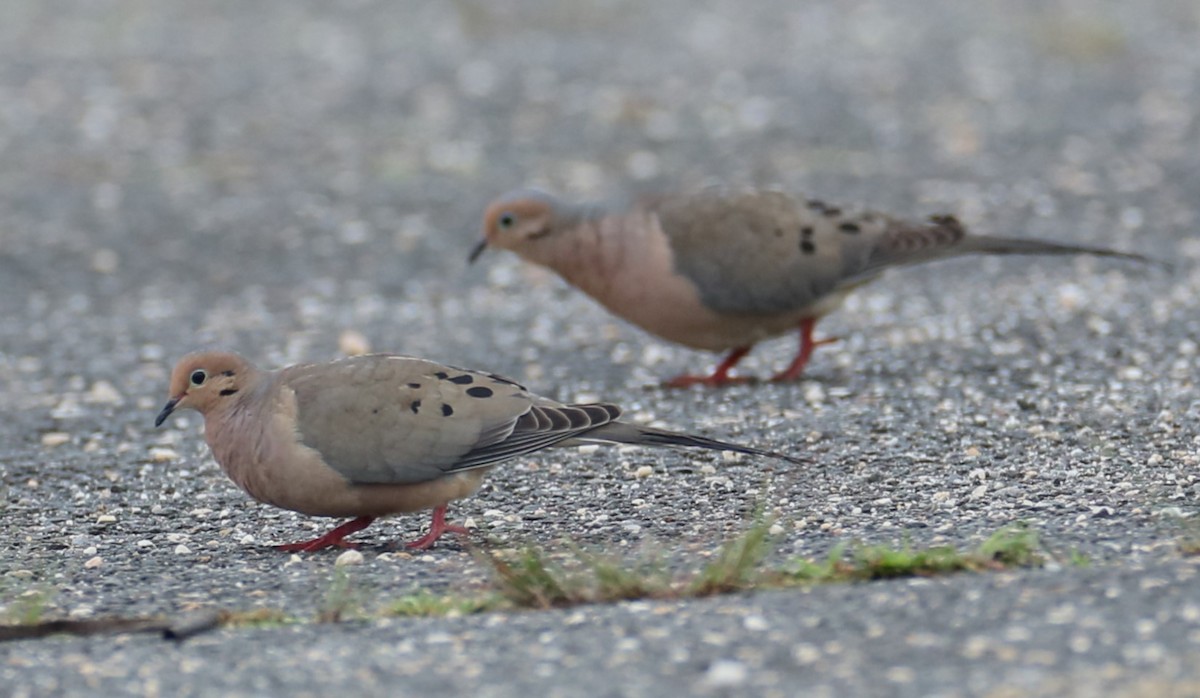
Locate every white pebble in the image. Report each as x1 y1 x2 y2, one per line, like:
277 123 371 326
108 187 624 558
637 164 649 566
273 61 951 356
41 432 70 447
704 659 749 687
84 556 103 569
91 248 120 274
96 514 117 523
334 549 365 566
174 544 192 555
634 465 654 479
86 380 124 405
338 329 372 356
148 447 179 462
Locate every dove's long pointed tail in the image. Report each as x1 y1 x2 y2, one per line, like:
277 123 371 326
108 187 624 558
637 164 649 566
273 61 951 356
585 422 803 465
957 234 1168 269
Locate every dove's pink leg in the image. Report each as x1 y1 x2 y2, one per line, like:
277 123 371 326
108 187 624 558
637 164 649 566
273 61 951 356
405 505 470 550
664 346 753 388
276 516 376 553
770 317 840 382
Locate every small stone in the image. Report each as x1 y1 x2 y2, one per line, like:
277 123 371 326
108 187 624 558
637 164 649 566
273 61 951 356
91 248 120 274
174 544 192 555
86 380 123 405
335 549 365 566
338 330 371 356
703 659 748 687
41 432 70 447
634 465 654 479
768 523 785 536
136 539 154 549
886 666 916 683
96 514 117 524
148 447 179 462
84 556 103 569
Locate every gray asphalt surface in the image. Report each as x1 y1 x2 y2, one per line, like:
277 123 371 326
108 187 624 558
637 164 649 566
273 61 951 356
1 0 1198 696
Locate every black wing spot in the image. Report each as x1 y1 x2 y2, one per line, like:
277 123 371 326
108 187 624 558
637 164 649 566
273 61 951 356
823 207 842 217
839 222 861 234
411 399 421 414
800 241 816 255
219 389 238 396
466 386 494 398
448 374 474 384
801 226 814 237
442 404 454 416
407 382 421 389
434 371 449 380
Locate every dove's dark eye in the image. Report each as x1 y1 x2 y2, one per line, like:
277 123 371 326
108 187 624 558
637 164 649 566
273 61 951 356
498 212 516 229
189 370 207 386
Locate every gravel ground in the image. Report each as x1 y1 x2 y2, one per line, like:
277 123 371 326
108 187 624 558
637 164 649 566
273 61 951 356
1 0 1198 695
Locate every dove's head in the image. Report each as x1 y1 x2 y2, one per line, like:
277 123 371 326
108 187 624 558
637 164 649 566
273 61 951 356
155 351 254 426
470 189 562 263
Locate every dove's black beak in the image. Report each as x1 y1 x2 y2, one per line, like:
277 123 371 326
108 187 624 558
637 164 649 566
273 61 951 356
467 238 488 264
154 398 179 428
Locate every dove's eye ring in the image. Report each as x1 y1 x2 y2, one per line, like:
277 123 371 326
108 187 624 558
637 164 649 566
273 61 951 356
190 369 208 387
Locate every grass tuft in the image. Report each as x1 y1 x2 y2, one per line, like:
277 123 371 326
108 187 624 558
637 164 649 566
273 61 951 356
317 566 366 623
688 517 774 596
384 590 499 618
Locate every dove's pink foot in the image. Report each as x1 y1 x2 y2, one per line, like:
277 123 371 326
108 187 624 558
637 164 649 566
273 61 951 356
664 346 753 388
405 505 470 550
276 516 376 553
770 318 839 382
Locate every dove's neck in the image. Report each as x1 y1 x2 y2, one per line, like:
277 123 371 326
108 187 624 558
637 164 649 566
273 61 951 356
202 372 275 486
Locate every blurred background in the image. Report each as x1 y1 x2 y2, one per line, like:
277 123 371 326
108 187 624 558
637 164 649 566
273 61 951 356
1 0 1192 383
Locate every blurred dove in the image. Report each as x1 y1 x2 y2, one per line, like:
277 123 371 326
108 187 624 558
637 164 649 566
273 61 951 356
470 187 1159 386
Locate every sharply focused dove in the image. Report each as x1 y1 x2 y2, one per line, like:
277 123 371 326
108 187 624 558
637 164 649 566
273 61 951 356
154 351 800 552
470 188 1159 386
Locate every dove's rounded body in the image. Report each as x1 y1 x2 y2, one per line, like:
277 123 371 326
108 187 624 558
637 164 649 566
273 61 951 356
202 378 489 518
502 204 844 352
